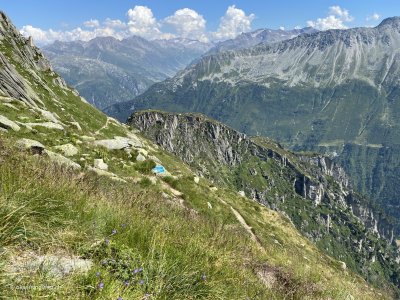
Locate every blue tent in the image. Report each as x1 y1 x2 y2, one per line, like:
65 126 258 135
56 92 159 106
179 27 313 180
152 165 165 174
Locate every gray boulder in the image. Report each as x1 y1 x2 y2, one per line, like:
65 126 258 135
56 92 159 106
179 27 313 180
54 143 79 157
16 138 45 151
93 158 108 171
44 150 81 170
0 115 20 131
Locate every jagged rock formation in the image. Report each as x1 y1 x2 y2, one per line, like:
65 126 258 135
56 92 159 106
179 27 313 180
108 18 400 232
130 110 400 285
205 27 317 55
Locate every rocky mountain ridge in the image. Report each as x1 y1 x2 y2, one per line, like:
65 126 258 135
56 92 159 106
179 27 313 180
130 110 400 286
205 26 318 55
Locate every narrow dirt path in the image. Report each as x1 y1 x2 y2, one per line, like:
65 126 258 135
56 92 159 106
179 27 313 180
216 197 264 251
95 117 111 135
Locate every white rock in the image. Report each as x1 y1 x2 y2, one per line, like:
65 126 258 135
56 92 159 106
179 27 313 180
16 138 45 150
25 122 64 130
136 153 146 162
93 138 129 150
207 202 213 209
2 103 19 110
44 150 81 170
137 148 148 156
194 176 200 184
238 191 246 197
125 132 143 147
69 121 82 131
0 115 20 131
54 144 79 157
93 159 108 171
38 109 59 123
6 252 92 279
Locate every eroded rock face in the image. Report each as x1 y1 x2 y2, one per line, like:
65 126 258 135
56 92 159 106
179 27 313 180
0 12 68 109
129 111 399 275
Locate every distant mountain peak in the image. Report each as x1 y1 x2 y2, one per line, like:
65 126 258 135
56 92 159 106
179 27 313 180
377 16 400 28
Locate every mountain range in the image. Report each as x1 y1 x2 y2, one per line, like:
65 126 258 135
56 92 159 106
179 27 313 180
106 17 400 234
42 36 211 109
42 27 317 111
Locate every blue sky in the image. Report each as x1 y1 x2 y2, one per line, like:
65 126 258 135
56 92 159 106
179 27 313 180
2 0 400 44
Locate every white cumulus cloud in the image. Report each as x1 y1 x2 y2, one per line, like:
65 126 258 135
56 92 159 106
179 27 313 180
307 6 353 30
103 18 126 29
366 13 380 21
164 8 208 42
126 5 163 39
83 19 100 28
20 5 256 45
212 5 255 40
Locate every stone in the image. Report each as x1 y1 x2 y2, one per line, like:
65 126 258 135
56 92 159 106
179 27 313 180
81 135 95 142
25 122 64 130
16 121 33 131
194 176 200 184
0 115 20 131
125 132 143 147
339 261 347 270
69 121 82 131
54 143 79 157
6 251 92 279
93 138 129 150
16 138 45 151
238 190 246 197
207 202 213 209
44 150 81 170
2 103 19 110
136 153 146 162
94 158 108 171
137 148 148 156
37 109 60 123
210 187 218 192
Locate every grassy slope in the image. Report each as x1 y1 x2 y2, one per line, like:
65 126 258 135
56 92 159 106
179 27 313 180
0 138 391 300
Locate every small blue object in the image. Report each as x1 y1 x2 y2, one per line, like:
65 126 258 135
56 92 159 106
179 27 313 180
152 165 165 174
